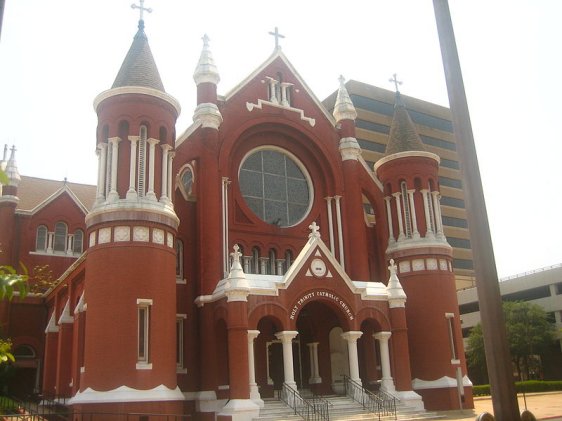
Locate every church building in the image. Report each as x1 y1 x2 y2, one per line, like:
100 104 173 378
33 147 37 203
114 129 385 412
0 12 473 421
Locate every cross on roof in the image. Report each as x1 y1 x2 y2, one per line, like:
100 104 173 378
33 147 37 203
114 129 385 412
389 73 402 92
131 0 152 22
269 27 285 50
231 244 242 263
308 221 320 238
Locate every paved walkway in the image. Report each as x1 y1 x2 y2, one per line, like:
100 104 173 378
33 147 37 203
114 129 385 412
433 391 562 420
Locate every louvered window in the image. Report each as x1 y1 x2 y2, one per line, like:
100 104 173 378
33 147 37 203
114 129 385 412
137 126 148 197
400 182 412 238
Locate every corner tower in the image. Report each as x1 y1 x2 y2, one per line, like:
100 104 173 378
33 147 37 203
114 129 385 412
374 85 472 410
73 15 184 414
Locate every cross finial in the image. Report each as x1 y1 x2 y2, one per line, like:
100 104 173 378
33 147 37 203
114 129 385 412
131 0 152 23
269 27 285 50
308 221 321 238
338 75 345 86
389 73 402 93
388 259 398 275
202 34 210 47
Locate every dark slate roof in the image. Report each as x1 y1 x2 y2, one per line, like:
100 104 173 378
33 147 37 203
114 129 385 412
112 20 165 92
385 92 427 155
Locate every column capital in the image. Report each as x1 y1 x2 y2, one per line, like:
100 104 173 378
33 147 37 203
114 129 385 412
341 331 363 342
108 136 122 145
147 137 160 146
161 143 173 152
374 331 392 342
275 331 298 344
247 330 260 342
127 135 140 144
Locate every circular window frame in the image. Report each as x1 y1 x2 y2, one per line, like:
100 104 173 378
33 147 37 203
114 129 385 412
238 146 314 227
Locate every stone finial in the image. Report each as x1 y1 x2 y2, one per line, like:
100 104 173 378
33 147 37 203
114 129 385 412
0 144 7 170
226 244 250 302
386 259 406 307
333 75 357 123
308 222 321 239
193 34 220 86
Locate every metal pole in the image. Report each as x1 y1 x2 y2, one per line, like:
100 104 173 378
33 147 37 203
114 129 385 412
432 1 520 420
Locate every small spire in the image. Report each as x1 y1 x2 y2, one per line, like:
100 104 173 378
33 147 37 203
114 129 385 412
308 221 321 239
0 144 7 171
386 259 407 306
193 34 220 86
131 0 152 27
333 75 357 123
5 145 21 187
226 244 250 300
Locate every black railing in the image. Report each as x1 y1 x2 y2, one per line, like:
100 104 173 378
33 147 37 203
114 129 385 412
343 375 396 420
278 383 328 421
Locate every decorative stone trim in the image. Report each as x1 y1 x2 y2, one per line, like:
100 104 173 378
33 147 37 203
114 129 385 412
98 227 111 244
89 232 96 247
114 226 130 242
69 384 184 404
133 226 149 242
396 257 453 274
88 227 175 249
246 99 315 127
152 228 164 244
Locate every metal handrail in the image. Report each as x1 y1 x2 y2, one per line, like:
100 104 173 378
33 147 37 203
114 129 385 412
279 383 329 421
343 375 397 420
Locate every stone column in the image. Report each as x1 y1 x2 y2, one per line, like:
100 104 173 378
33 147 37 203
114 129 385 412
374 331 395 392
127 136 138 199
160 144 172 203
247 330 264 407
307 342 322 384
341 331 363 384
420 189 435 239
108 137 121 202
407 190 420 239
147 138 159 200
275 331 298 389
96 143 108 203
384 196 395 244
392 192 405 240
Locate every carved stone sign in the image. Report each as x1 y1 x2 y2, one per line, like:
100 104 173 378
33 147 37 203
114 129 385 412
290 290 354 321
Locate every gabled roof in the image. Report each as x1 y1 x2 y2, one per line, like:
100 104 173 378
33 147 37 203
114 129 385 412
112 21 165 92
16 176 96 215
224 49 336 126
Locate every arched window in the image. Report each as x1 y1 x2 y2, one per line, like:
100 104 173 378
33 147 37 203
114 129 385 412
36 225 48 251
175 239 184 280
137 125 148 197
13 344 36 359
400 181 412 238
73 229 84 254
54 222 68 252
180 166 194 197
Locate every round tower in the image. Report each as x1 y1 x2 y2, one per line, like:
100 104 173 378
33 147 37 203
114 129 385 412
374 89 472 410
72 18 184 414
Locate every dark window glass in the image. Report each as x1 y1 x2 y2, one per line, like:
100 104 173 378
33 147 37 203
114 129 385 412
446 237 471 249
36 226 47 251
453 258 474 270
439 176 463 189
442 216 469 229
459 301 479 314
54 222 67 252
441 196 465 209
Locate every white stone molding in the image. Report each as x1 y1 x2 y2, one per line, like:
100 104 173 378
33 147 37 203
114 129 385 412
127 136 139 200
412 375 472 390
146 138 159 200
247 330 264 407
325 197 336 255
339 137 361 161
89 231 96 247
114 226 131 242
412 259 425 271
341 331 363 383
69 384 184 404
133 226 149 242
193 103 223 129
108 137 121 202
374 331 395 392
426 258 438 270
193 34 220 86
218 399 260 421
384 197 395 244
58 299 73 324
334 195 345 270
374 150 440 173
167 151 175 201
167 232 174 248
246 98 315 127
94 86 181 116
392 192 405 241
45 312 59 333
74 292 86 314
222 177 231 277
439 259 448 271
333 75 357 123
152 228 164 245
407 190 420 239
399 260 411 273
275 331 299 388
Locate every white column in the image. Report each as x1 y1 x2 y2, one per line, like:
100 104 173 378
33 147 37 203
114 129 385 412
160 144 172 203
266 342 274 385
407 190 420 239
420 189 435 239
276 259 285 275
307 342 322 384
47 232 54 253
341 331 363 384
334 195 345 270
431 191 445 239
325 197 335 255
167 151 175 200
392 192 405 241
374 332 395 392
384 196 395 244
127 136 139 200
66 234 74 255
275 331 298 389
108 137 121 202
243 256 252 274
146 138 159 200
222 177 230 277
259 257 269 274
247 330 263 406
96 143 108 203
267 77 279 104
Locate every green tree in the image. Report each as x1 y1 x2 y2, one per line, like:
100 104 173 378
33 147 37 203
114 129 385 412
466 301 557 382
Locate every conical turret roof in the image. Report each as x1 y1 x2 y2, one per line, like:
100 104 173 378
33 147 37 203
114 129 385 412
112 20 165 92
384 92 426 156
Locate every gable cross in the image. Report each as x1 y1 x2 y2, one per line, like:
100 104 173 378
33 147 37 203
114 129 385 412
308 221 321 238
269 27 285 50
131 0 152 22
230 244 242 264
389 73 402 92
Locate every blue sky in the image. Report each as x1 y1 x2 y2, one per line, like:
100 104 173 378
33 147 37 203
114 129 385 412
0 0 560 277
